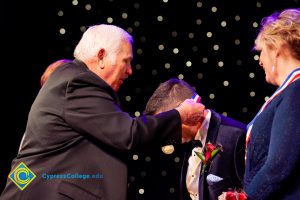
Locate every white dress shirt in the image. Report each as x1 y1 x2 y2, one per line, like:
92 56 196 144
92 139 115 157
186 110 211 200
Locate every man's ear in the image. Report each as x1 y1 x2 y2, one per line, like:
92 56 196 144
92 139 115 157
98 49 105 69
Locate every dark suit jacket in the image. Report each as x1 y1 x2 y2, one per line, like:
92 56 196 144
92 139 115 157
0 60 182 200
180 110 246 200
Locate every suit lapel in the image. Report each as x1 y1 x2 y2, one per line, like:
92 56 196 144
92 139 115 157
205 110 221 145
198 110 222 200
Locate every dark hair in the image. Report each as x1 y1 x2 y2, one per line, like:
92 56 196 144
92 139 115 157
143 78 195 115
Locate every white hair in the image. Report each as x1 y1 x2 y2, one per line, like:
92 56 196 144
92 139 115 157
74 24 133 65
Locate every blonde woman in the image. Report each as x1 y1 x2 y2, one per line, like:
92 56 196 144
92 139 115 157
244 8 300 200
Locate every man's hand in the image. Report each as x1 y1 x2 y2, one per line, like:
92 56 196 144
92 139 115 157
175 99 205 126
175 99 205 143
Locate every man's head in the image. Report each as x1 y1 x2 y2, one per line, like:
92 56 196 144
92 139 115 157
74 24 133 92
144 78 203 139
144 78 196 115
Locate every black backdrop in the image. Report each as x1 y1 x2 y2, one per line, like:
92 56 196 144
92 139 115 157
2 0 299 199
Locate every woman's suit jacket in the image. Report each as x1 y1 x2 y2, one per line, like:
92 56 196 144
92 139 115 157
244 80 300 200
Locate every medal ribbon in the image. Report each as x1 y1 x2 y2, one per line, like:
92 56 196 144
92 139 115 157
246 68 300 146
192 93 201 103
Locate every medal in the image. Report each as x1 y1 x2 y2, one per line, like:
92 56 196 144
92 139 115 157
161 145 174 154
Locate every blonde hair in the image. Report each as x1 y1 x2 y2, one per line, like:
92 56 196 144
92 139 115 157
254 8 300 60
40 59 71 86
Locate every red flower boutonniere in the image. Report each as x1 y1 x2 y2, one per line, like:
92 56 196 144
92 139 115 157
195 142 223 175
218 189 248 200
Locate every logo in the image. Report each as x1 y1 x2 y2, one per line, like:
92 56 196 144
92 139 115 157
9 162 36 190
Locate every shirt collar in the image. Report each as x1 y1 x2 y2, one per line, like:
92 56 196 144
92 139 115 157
194 109 211 145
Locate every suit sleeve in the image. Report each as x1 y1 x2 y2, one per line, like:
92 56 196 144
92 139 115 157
245 83 300 199
63 72 182 150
